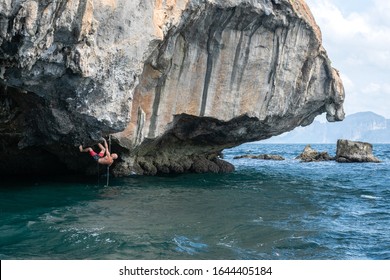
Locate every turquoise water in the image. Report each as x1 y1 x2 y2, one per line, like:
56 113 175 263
1 144 390 259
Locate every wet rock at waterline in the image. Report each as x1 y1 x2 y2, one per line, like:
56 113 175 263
234 154 285 161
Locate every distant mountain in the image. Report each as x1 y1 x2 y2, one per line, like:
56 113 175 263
262 112 390 143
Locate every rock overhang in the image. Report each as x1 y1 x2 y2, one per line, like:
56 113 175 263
0 0 344 176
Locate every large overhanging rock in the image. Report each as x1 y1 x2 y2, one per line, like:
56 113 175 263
0 0 344 176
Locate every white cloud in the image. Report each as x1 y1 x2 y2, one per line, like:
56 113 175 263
306 0 390 118
308 0 390 62
307 1 368 40
339 73 354 92
371 0 390 26
362 83 381 94
362 83 390 95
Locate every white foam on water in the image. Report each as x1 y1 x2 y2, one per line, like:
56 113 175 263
173 235 208 255
27 221 36 227
361 195 382 200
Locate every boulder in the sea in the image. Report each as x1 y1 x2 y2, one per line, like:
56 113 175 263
296 145 334 162
234 154 285 161
336 139 381 163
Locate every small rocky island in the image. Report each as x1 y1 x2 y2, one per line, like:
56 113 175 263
294 140 381 163
296 145 334 162
336 139 381 163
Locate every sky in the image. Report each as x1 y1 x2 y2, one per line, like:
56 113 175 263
305 0 390 118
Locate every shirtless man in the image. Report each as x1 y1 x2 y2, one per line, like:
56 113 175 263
79 138 118 166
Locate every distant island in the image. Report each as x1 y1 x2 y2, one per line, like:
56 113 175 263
262 112 390 144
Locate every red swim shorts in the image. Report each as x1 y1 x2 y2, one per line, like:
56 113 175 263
89 150 105 161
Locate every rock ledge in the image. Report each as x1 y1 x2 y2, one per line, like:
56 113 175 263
234 154 285 160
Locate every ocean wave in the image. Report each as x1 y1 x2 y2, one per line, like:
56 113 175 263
361 195 382 200
173 235 208 255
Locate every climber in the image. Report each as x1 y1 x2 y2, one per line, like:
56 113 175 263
79 138 118 166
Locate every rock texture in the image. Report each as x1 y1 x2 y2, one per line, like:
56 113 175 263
0 0 344 176
234 154 285 160
296 144 334 162
336 139 381 163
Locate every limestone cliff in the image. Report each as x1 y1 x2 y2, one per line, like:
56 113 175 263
0 0 344 176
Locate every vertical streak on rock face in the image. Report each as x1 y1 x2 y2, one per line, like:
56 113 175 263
200 8 236 117
230 28 245 93
76 0 95 40
135 107 145 146
148 72 166 138
268 31 280 94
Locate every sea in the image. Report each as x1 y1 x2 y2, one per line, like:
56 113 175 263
1 143 390 260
